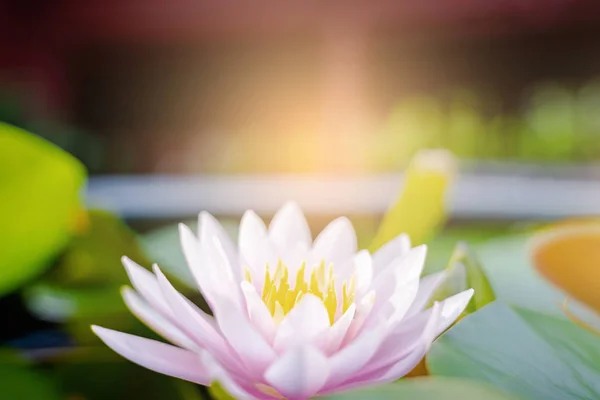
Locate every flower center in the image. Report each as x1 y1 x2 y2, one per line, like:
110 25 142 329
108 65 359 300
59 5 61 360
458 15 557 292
244 260 355 324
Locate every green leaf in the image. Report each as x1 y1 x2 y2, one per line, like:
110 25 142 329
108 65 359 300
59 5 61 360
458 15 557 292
427 301 600 400
208 381 236 400
325 377 519 400
430 242 495 313
23 210 155 343
369 149 456 252
0 363 62 400
0 123 86 295
53 209 150 286
475 234 565 316
23 210 149 322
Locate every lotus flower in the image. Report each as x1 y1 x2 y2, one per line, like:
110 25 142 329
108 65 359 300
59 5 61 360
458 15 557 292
93 203 473 399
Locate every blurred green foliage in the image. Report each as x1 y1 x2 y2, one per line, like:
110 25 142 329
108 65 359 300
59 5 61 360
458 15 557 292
0 363 62 400
370 81 600 170
0 123 86 296
24 210 152 344
9 80 600 176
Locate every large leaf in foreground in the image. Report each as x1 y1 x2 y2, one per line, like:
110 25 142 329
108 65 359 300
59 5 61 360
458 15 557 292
0 123 86 295
326 377 519 400
428 301 600 400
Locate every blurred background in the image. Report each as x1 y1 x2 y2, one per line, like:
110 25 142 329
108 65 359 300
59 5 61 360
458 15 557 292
2 0 600 398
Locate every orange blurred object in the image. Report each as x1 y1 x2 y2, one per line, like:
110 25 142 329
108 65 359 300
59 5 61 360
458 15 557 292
531 219 600 314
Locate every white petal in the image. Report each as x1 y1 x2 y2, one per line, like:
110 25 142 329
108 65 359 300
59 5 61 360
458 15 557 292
373 342 430 383
435 289 474 335
201 353 262 399
238 210 277 290
215 298 277 374
240 281 276 342
122 257 171 316
198 211 240 282
362 302 442 374
354 250 373 297
327 326 384 388
369 245 427 317
92 326 210 385
179 223 240 308
374 245 427 285
325 304 356 354
179 224 214 302
121 287 199 351
330 306 441 393
268 202 312 253
310 217 357 264
202 236 242 304
352 291 468 384
153 266 230 355
394 244 427 283
273 294 330 353
405 270 447 318
264 345 329 399
332 342 429 393
384 278 420 327
344 291 376 344
372 233 411 272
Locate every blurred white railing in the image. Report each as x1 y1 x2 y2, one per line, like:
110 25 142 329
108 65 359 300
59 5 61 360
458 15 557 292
85 162 600 220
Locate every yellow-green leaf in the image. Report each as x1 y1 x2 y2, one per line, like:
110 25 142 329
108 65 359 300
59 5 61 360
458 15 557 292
208 381 236 400
369 149 456 252
0 123 86 295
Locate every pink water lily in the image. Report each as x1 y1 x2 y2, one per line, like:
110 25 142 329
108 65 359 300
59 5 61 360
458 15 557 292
93 202 473 399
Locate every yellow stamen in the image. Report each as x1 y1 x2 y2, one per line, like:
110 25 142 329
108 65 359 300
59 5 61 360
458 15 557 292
246 259 356 325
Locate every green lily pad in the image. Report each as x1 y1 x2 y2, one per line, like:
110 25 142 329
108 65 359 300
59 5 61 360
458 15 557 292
0 123 86 295
326 377 519 400
53 209 150 286
427 301 600 400
475 235 564 316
